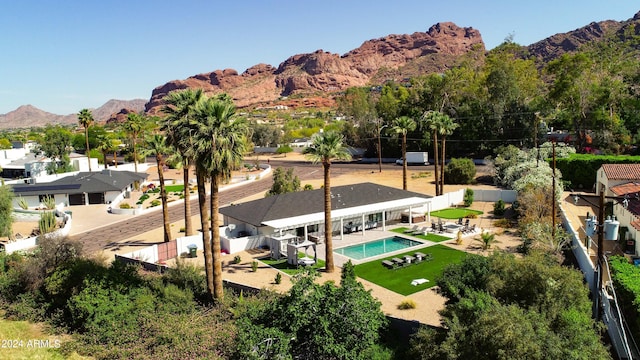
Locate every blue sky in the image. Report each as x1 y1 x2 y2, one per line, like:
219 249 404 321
1 1 638 115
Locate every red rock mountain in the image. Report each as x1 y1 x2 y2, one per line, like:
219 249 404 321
146 22 484 113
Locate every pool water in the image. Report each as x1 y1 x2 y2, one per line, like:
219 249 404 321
334 236 422 260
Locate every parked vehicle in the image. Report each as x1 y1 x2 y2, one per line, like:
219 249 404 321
395 152 429 165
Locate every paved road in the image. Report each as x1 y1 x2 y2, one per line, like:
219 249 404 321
69 162 359 254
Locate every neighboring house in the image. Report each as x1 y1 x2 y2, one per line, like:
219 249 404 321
11 169 148 208
219 182 432 253
69 152 100 172
289 138 312 148
1 152 51 179
596 164 640 255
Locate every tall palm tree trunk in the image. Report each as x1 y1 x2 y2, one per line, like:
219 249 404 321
156 155 171 242
183 164 193 236
440 136 447 196
113 151 118 168
102 151 108 169
210 175 224 299
323 161 335 273
401 134 408 190
85 127 92 171
132 137 138 173
197 171 214 300
432 131 440 195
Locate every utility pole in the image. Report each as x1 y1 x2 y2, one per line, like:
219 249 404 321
594 184 605 320
552 141 556 238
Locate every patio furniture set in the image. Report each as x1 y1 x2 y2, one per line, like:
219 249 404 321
381 251 432 270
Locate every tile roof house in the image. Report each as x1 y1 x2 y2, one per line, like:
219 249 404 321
597 164 640 255
11 169 148 208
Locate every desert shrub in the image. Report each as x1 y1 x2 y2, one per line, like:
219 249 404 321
494 199 506 216
251 261 258 272
303 184 314 191
463 188 474 207
163 258 207 301
233 255 242 264
397 299 416 310
444 158 476 184
150 199 161 207
494 218 511 228
119 203 131 209
275 272 282 284
136 194 149 204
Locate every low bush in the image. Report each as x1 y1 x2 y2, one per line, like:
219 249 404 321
119 203 132 209
150 199 161 207
251 261 258 272
494 199 506 216
444 158 476 184
397 299 416 310
463 188 474 207
233 255 242 264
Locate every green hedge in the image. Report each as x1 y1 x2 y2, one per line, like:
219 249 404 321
609 256 640 342
553 154 640 190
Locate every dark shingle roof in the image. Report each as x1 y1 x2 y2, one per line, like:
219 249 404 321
220 182 431 227
11 169 148 195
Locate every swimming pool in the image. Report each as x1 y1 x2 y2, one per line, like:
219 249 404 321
334 236 422 260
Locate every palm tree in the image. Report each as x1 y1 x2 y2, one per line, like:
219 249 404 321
438 114 458 195
421 111 444 195
95 134 114 169
192 95 248 300
475 230 498 251
303 131 352 273
123 112 146 173
143 134 172 242
391 116 416 190
78 108 94 171
162 88 204 237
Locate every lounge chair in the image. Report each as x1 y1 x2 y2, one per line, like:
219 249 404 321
404 225 419 233
457 218 464 225
392 257 406 267
415 252 432 262
464 218 470 227
411 278 429 286
412 226 428 235
438 223 445 233
382 260 396 269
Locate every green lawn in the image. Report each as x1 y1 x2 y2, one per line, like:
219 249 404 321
0 313 89 359
261 253 326 276
391 227 451 243
354 244 468 296
430 208 483 219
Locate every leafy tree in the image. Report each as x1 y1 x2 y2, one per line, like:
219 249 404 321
412 253 611 359
77 108 94 171
36 125 73 174
143 134 172 242
444 158 476 184
0 185 14 239
437 113 459 194
266 167 300 196
276 144 293 157
303 131 352 273
421 111 445 195
237 264 387 359
0 138 12 149
390 116 417 190
337 86 379 151
251 122 281 147
463 188 474 207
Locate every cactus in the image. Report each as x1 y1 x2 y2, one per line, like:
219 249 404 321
18 196 28 210
42 195 56 210
39 211 58 234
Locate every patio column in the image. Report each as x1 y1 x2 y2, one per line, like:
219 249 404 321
340 218 344 240
427 202 431 223
304 225 308 241
408 205 413 225
362 214 366 236
382 211 386 231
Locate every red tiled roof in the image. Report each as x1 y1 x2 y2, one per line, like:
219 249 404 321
602 164 640 180
610 182 640 196
631 219 640 231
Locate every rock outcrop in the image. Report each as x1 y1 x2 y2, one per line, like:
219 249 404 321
146 22 484 114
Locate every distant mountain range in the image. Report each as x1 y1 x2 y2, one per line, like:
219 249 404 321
3 10 639 129
0 99 146 130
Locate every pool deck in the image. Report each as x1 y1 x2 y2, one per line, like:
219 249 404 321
327 221 475 267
